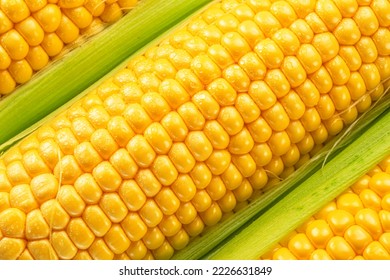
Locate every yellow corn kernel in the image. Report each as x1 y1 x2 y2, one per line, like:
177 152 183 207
88 239 114 260
139 199 163 228
25 46 49 71
155 188 180 216
167 228 189 251
121 213 147 242
359 189 382 211
255 38 284 69
0 10 13 35
359 63 381 90
380 232 390 253
336 192 364 215
315 0 342 30
142 227 165 250
8 59 32 84
158 215 181 237
66 218 95 250
305 220 333 249
223 64 251 92
344 225 373 255
125 240 146 260
1 30 29 61
305 12 328 33
235 93 260 123
254 10 282 37
310 249 332 260
296 44 322 75
356 37 378 64
0 71 16 94
221 163 244 190
161 112 188 142
325 55 351 86
51 231 78 260
373 28 390 56
199 202 222 226
185 131 213 161
262 102 290 132
369 172 390 197
118 181 145 212
33 4 61 33
28 240 58 260
99 193 128 224
215 12 240 33
192 91 220 120
265 69 290 99
15 17 44 47
353 6 379 36
268 131 291 157
176 202 197 225
273 29 300 57
289 19 313 44
192 190 212 212
206 176 227 201
326 209 355 236
206 150 231 176
1 0 30 23
0 46 11 70
221 31 251 62
40 33 63 59
177 102 205 130
288 233 315 260
249 81 277 111
55 14 80 44
312 32 339 63
326 236 356 260
334 18 361 46
272 247 297 260
363 241 390 260
238 52 267 81
333 0 358 17
104 224 130 255
270 1 297 27
64 7 93 29
355 208 383 240
228 128 254 155
280 90 306 120
281 144 300 167
0 208 26 238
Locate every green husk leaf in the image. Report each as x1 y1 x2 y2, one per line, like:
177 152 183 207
173 92 390 260
206 106 390 260
0 0 213 145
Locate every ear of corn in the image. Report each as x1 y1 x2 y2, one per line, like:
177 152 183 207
260 153 390 260
0 0 390 260
0 0 138 96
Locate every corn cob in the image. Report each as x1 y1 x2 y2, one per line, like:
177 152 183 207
0 0 389 260
261 155 390 260
0 0 138 95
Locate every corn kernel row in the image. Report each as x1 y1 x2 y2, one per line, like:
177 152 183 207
0 0 138 95
0 0 389 260
261 155 390 260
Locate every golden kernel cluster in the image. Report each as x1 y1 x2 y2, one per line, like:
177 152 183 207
0 0 138 95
